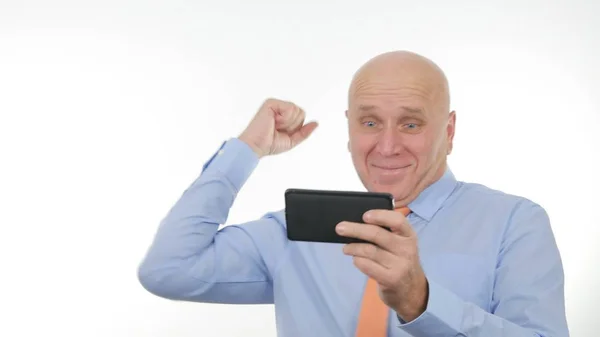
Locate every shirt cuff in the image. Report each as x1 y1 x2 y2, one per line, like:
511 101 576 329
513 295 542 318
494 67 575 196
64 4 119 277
200 137 260 193
396 279 464 337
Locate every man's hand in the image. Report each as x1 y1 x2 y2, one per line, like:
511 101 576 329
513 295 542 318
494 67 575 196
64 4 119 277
238 98 318 158
335 209 428 322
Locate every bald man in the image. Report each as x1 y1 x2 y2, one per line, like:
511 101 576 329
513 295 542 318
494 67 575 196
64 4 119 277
138 51 569 337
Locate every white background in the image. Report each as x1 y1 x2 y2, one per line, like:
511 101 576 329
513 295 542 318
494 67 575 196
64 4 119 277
1 0 598 336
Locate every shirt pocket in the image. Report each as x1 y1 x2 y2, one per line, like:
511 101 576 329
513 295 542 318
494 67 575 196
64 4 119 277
422 253 493 310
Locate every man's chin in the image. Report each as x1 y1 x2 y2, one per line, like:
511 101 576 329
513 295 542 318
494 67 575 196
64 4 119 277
368 181 409 200
369 182 394 191
371 174 409 188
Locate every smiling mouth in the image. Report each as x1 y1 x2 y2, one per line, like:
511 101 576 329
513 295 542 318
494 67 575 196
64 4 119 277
372 164 410 170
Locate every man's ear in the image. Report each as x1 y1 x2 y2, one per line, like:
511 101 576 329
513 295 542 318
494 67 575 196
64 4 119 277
447 110 456 154
346 110 351 152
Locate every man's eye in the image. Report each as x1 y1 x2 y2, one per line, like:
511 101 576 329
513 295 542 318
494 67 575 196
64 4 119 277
363 121 376 127
406 123 417 129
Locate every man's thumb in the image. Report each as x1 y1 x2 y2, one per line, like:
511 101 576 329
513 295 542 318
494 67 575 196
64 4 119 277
291 121 319 146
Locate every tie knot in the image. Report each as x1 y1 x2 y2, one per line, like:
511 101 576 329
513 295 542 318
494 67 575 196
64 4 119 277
396 206 411 216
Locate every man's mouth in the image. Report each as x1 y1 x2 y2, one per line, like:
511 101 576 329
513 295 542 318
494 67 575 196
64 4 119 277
371 164 410 170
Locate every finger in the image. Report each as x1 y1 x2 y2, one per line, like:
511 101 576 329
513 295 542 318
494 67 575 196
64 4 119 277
266 99 293 117
290 121 318 146
364 209 414 237
287 106 305 133
275 103 302 132
352 256 394 287
343 242 397 269
336 221 397 250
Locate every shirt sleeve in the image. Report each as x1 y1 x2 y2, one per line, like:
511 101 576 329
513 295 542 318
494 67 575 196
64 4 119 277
137 138 288 304
396 201 570 337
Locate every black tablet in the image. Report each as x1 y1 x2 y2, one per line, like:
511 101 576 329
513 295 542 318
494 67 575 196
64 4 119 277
284 188 395 244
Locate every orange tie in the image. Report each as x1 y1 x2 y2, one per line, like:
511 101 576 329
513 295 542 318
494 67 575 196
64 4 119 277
354 206 411 337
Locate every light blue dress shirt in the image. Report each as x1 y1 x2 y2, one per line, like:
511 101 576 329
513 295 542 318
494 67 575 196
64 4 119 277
138 137 569 337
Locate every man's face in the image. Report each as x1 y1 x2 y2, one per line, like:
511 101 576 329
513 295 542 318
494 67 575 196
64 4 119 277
346 77 455 204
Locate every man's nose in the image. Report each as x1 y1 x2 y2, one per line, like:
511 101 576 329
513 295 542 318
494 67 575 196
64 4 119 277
375 127 402 156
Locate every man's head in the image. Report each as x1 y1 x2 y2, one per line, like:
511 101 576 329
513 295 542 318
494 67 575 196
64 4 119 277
346 50 456 206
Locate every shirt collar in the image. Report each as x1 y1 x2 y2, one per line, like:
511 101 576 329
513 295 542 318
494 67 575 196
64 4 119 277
406 167 458 221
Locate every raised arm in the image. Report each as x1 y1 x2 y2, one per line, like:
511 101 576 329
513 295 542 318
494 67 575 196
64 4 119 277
138 138 285 304
137 98 318 304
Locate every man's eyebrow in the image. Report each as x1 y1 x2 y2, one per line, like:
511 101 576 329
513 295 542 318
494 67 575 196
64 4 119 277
358 104 376 111
356 105 424 115
401 106 424 115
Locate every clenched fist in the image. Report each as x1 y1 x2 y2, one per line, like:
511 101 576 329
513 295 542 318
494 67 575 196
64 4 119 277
238 98 319 158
